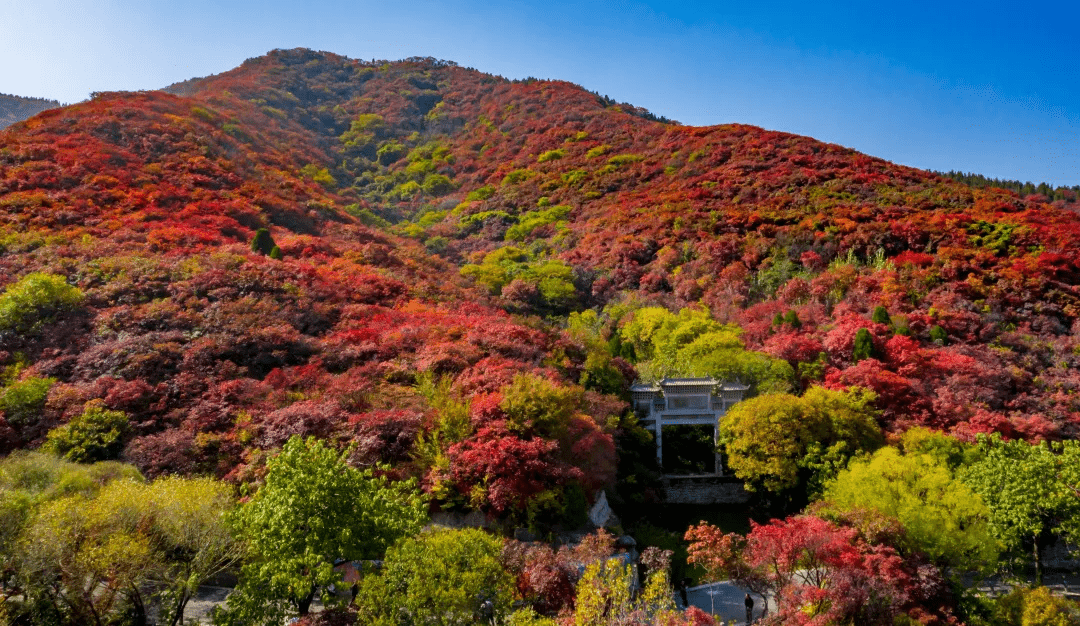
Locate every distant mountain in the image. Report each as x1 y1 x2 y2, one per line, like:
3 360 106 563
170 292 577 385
2 47 1080 490
0 93 60 129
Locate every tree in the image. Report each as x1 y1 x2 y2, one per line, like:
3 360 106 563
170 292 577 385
961 436 1080 582
852 327 874 362
42 400 130 462
0 272 83 334
216 436 427 625
816 446 998 573
250 228 277 256
686 515 915 626
4 459 237 626
354 527 514 626
719 386 882 494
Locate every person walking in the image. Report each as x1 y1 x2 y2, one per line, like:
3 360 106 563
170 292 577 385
744 593 754 624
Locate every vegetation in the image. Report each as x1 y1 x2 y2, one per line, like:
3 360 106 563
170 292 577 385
215 436 427 625
0 48 1078 624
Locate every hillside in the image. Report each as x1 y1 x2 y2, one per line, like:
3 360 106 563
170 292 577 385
0 93 60 130
3 47 1080 505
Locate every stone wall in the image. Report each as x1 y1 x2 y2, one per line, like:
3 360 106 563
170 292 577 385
661 475 750 504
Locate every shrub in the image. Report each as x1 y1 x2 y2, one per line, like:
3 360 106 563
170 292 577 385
0 273 83 333
0 376 55 428
42 400 130 463
250 228 276 256
852 327 874 362
537 149 566 163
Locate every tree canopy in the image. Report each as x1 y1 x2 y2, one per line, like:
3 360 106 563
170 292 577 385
216 436 427 625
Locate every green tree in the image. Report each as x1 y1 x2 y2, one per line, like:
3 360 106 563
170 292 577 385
355 527 514 626
216 436 427 625
619 306 793 392
0 375 54 428
817 446 998 572
42 400 130 463
871 305 891 326
250 228 277 256
961 437 1080 582
0 272 83 334
142 476 242 626
500 373 583 438
852 327 874 362
720 387 882 494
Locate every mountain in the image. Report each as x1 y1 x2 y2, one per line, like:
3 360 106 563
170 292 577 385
2 47 1080 502
0 93 61 130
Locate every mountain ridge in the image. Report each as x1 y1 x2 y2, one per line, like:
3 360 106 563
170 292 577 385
0 92 61 130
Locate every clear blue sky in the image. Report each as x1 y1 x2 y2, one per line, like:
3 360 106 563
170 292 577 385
2 0 1077 186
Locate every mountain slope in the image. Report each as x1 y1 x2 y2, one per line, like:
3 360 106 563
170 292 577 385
2 47 1080 500
0 93 60 130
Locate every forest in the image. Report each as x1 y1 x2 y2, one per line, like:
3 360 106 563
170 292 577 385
1 48 1079 624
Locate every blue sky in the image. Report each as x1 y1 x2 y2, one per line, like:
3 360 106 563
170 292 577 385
2 0 1077 186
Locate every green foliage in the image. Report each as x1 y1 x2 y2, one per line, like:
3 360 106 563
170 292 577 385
899 427 977 471
0 375 54 427
504 204 571 241
502 168 537 186
571 554 678 626
377 140 406 165
968 220 1022 256
984 586 1080 626
783 309 802 329
345 204 393 228
852 327 874 362
355 527 514 626
269 245 283 260
0 272 84 334
459 248 578 311
561 169 587 185
42 400 130 463
606 153 644 167
2 457 236 626
585 145 610 159
537 148 567 163
930 324 948 345
466 184 496 201
413 372 472 471
218 436 427 625
250 228 277 256
871 305 891 325
818 446 998 572
421 173 455 195
961 437 1080 579
500 373 582 438
300 163 336 187
619 306 793 393
720 386 883 493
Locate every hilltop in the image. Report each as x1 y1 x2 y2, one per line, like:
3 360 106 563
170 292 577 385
2 47 1080 500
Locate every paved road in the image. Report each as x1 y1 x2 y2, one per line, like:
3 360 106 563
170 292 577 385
682 581 771 624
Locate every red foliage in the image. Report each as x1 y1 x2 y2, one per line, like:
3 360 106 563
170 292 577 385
346 409 422 466
256 400 344 449
687 516 938 626
443 426 582 515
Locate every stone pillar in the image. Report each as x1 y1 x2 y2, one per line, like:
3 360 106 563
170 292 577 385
656 421 663 469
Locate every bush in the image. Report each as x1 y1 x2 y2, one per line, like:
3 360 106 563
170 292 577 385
852 327 874 362
42 400 130 463
355 528 514 626
537 149 566 163
0 273 83 333
0 376 55 428
250 228 277 256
